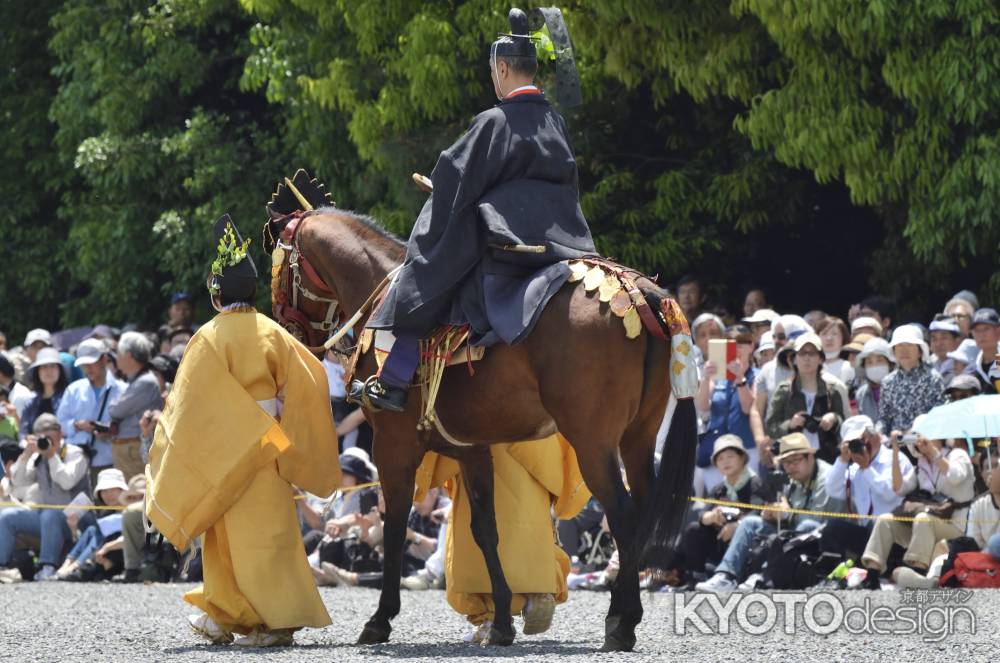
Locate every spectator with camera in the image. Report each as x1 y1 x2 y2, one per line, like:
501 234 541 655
20 347 69 440
822 415 914 565
56 339 125 489
108 332 162 480
696 432 843 592
853 337 896 421
694 326 758 493
878 325 945 436
766 333 849 463
0 414 90 582
680 436 775 581
54 468 130 581
861 424 975 578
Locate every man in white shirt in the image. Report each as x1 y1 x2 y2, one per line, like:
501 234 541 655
0 353 34 420
821 415 915 560
0 414 90 582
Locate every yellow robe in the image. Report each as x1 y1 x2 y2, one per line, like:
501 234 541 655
415 435 590 625
146 309 341 633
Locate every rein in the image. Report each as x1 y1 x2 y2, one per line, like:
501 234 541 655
305 264 403 356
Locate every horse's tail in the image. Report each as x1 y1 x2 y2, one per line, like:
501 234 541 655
633 286 698 557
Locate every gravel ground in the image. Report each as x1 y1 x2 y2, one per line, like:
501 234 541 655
0 583 996 662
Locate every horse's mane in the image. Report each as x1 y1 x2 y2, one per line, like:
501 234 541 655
313 206 403 246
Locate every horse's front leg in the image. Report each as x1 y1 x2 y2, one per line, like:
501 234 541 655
459 448 515 646
357 448 419 645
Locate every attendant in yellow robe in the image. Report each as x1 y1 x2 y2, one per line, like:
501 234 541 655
414 434 589 642
146 215 340 647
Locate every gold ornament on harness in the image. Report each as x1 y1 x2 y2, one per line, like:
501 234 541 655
610 290 631 317
567 261 589 283
623 307 642 339
598 275 619 303
582 266 605 292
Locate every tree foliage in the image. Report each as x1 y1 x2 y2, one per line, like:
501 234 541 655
0 0 996 340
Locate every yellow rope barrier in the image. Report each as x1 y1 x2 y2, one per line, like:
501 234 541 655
690 495 1000 524
0 480 384 513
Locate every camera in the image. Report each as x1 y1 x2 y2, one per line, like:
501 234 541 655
847 438 867 455
901 433 918 444
36 436 51 451
803 415 821 434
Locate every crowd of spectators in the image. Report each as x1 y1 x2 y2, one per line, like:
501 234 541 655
2 282 999 597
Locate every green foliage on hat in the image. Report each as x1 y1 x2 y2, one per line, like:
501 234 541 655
208 225 251 295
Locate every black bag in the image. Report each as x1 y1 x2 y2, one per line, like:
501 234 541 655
893 489 971 520
344 539 382 573
763 529 832 589
140 533 181 582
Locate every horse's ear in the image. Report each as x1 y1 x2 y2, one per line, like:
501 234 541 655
267 168 335 216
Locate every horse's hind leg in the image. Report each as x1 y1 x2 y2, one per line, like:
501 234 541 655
458 447 515 646
358 443 421 645
575 448 642 652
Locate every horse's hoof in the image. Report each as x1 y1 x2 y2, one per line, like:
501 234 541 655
482 625 515 647
599 629 636 653
357 622 391 645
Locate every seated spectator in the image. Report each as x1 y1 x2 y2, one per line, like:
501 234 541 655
878 325 944 436
944 297 976 338
969 308 1000 393
398 487 451 590
851 316 883 339
947 338 979 376
817 317 854 385
0 414 90 582
766 333 849 463
20 348 69 439
56 339 125 488
108 332 163 480
0 439 30 507
55 468 129 581
853 338 895 421
0 353 34 420
821 416 914 562
929 317 962 383
742 309 778 345
694 327 758 493
861 425 974 581
696 433 843 592
966 455 1000 550
680 436 775 580
742 289 769 318
0 387 18 439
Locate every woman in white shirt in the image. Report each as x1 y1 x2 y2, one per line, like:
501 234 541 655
817 317 855 387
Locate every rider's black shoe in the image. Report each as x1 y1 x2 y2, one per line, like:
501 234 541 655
348 378 408 413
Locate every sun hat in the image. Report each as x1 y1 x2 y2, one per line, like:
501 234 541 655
841 415 874 442
851 316 883 337
94 468 129 496
742 309 779 325
754 331 775 360
854 337 895 381
711 434 748 465
947 338 979 365
23 329 52 348
888 324 930 362
774 433 816 462
792 332 823 354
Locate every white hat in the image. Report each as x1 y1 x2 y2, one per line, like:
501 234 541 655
23 329 52 348
93 468 129 496
743 308 779 325
928 318 961 335
841 415 875 442
341 446 378 482
792 332 823 354
851 316 883 336
947 338 979 364
772 314 813 340
754 331 775 358
854 337 896 383
29 347 63 371
889 324 930 362
73 338 107 367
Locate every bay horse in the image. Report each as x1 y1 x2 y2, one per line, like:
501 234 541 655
268 207 697 652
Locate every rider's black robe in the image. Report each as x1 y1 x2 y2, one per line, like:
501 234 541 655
367 92 595 346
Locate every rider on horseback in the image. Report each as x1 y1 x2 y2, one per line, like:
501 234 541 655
351 7 594 412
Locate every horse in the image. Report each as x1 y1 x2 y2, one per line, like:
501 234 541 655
265 205 697 652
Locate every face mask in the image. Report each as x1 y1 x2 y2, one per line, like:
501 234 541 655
866 364 890 384
824 350 841 361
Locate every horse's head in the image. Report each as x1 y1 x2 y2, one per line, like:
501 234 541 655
262 169 335 252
